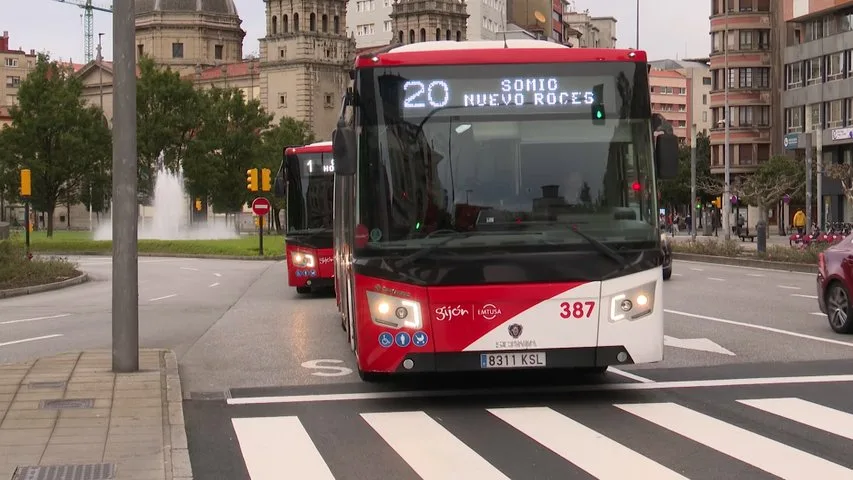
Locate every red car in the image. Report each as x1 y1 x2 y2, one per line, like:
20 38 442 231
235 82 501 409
817 236 853 333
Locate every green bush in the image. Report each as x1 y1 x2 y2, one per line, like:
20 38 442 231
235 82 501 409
671 238 742 257
671 237 825 264
0 240 82 290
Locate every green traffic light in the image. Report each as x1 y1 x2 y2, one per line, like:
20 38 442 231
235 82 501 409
596 110 602 119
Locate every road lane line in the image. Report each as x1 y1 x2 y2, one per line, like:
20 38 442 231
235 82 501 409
791 293 818 299
180 267 199 271
690 267 704 271
671 273 683 277
214 273 222 277
617 402 853 478
361 411 509 479
489 407 687 479
608 368 655 383
674 260 814 276
232 416 334 480
777 285 801 290
226 374 853 405
810 312 825 316
209 282 220 288
665 309 853 347
0 334 63 348
707 277 725 281
148 294 177 302
0 313 71 325
738 398 853 441
746 273 765 277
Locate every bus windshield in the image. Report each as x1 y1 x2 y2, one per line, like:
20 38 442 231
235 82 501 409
355 61 658 254
286 152 334 233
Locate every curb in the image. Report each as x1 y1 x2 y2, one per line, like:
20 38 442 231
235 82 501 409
164 350 193 480
35 251 285 261
673 252 817 273
0 272 89 299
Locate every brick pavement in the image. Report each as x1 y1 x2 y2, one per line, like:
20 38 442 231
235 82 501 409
0 349 191 480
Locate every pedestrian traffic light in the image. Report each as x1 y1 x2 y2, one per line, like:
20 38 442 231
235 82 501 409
261 168 271 192
20 169 31 197
591 84 605 125
195 198 202 211
246 168 258 192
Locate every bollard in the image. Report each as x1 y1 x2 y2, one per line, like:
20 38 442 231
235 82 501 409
757 221 767 253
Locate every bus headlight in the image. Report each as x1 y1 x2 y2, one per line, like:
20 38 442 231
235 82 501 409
610 282 656 321
291 252 316 268
365 290 422 329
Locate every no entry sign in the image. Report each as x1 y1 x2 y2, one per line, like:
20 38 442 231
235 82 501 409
251 197 271 216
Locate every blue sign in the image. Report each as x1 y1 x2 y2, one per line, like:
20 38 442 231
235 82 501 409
412 331 428 347
784 133 799 150
378 332 393 348
395 331 411 347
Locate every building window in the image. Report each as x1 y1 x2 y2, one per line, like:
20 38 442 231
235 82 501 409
806 20 823 42
808 103 822 130
703 76 711 85
825 99 843 128
738 106 753 126
214 44 223 60
334 16 340 34
826 52 844 81
324 92 333 108
278 93 287 107
4 57 18 67
786 106 804 133
757 30 770 50
356 24 375 36
738 145 754 165
846 98 852 126
728 68 736 89
739 31 753 50
5 76 21 88
702 111 708 122
322 14 328 32
805 58 822 86
786 62 803 89
172 42 184 58
847 50 853 75
384 20 392 32
137 44 144 57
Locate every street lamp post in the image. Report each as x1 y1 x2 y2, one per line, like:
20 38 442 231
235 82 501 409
636 0 640 48
691 125 697 241
722 6 731 240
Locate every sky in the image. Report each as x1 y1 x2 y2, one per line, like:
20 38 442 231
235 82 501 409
3 0 711 63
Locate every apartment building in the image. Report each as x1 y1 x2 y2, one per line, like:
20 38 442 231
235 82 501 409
650 58 714 139
708 0 779 176
649 70 690 143
0 31 36 108
782 0 853 223
347 0 503 48
562 9 617 48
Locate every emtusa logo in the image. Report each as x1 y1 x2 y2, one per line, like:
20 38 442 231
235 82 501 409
434 305 470 321
477 303 502 320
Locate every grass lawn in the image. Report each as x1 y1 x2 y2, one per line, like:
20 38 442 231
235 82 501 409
4 229 285 258
0 241 82 290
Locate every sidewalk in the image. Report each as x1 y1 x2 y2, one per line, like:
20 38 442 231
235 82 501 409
668 231 792 250
0 349 191 480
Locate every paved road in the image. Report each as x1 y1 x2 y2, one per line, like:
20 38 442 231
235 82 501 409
186 372 853 479
178 259 851 395
0 255 274 364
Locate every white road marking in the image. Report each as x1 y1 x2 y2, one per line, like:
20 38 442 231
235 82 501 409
214 273 222 277
232 416 335 480
707 277 725 281
361 411 510 479
746 273 765 277
671 273 683 277
608 367 655 383
791 293 818 299
148 294 177 302
0 313 71 325
617 402 853 478
674 259 814 276
180 267 199 271
810 312 825 317
226 374 853 405
209 282 220 288
665 309 853 348
489 407 687 479
690 267 704 271
0 334 63 348
739 397 853 441
777 285 801 290
664 335 735 355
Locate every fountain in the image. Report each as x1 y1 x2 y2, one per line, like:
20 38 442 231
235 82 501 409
93 154 238 241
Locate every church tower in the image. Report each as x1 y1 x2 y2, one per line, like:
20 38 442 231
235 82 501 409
259 0 355 140
390 0 468 45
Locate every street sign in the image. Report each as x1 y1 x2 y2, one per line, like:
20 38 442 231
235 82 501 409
251 197 271 216
784 133 799 150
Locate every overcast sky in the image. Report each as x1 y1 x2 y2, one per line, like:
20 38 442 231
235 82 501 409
4 0 710 63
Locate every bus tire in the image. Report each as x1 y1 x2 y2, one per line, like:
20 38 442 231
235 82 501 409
296 286 311 294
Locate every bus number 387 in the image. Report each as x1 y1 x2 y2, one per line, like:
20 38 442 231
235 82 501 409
560 301 595 319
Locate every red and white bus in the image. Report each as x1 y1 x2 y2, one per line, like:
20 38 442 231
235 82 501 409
279 141 336 295
331 40 679 380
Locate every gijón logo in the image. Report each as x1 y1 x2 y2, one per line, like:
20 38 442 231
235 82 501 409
434 305 470 322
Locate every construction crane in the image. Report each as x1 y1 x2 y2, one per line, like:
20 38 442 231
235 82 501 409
51 0 113 63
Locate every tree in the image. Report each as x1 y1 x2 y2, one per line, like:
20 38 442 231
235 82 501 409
658 132 711 208
183 87 273 219
136 56 203 202
259 116 316 232
0 54 111 236
701 155 804 226
823 162 853 203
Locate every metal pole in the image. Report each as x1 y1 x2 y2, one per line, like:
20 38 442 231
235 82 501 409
258 216 264 256
816 128 823 230
24 200 30 253
112 0 139 373
635 0 640 48
691 132 697 241
722 7 731 240
805 134 813 235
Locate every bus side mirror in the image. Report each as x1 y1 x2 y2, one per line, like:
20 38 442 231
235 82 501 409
333 119 356 176
655 132 679 180
273 170 286 198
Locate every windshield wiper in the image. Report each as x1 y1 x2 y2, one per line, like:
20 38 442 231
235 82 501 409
394 232 474 268
566 225 630 269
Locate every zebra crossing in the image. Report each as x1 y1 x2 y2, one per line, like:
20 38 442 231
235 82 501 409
228 393 853 479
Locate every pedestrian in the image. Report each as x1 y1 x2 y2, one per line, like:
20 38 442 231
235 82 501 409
793 209 806 235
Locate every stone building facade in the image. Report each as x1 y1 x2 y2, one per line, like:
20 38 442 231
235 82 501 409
389 0 469 44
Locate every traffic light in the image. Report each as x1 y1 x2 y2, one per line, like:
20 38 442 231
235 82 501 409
591 84 605 125
246 168 258 192
195 198 202 211
261 168 271 192
20 169 31 197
